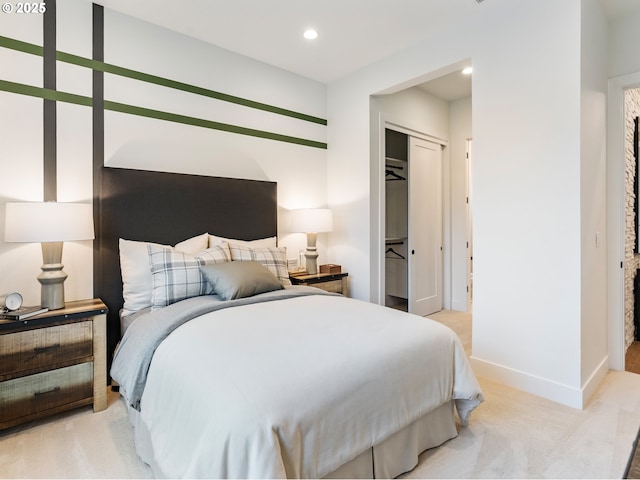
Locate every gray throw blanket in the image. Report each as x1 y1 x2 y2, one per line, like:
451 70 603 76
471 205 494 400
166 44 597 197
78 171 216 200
111 287 332 410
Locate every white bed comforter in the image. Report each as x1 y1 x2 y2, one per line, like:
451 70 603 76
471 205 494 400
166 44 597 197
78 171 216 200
138 294 483 478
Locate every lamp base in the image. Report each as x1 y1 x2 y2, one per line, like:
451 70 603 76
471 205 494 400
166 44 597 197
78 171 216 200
305 232 320 275
38 242 67 310
305 252 319 275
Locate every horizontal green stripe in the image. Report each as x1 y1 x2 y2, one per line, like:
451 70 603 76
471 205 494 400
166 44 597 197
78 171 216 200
59 51 327 126
0 35 42 56
0 35 327 126
105 101 327 149
0 79 92 106
0 79 327 149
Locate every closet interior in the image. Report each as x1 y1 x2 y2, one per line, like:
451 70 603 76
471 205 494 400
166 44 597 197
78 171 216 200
385 128 409 311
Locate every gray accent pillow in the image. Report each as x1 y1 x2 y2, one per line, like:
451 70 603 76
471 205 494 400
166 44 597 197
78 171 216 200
200 261 283 300
148 243 231 309
228 244 291 286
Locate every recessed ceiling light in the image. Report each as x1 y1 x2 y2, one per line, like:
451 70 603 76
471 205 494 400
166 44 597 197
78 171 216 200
462 67 473 75
304 29 318 40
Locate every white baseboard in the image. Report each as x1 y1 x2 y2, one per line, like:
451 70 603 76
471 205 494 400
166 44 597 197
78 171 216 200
470 354 609 409
581 355 610 407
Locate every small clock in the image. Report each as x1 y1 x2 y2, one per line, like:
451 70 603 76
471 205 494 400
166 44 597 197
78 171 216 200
0 292 23 311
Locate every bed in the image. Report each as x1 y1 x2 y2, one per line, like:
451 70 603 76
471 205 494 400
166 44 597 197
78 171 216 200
96 167 484 479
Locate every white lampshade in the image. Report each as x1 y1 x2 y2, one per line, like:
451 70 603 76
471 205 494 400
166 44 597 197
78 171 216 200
5 202 95 243
289 208 333 233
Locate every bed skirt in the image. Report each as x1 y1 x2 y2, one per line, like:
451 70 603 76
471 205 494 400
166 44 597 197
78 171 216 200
126 399 457 478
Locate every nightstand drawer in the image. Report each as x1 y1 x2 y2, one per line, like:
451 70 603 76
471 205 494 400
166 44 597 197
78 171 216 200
314 279 343 293
289 272 348 296
0 362 93 426
0 321 93 377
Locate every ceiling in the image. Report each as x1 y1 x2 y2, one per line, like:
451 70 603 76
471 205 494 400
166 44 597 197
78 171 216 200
90 0 495 85
90 0 640 101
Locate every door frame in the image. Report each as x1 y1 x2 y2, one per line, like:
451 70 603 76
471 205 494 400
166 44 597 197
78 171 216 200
466 138 473 311
608 72 640 371
374 114 448 307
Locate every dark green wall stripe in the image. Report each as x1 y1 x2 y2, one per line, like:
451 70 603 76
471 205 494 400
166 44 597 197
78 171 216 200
105 101 327 149
0 35 327 127
0 80 327 149
0 80 91 105
43 0 56 201
59 51 327 126
0 35 42 55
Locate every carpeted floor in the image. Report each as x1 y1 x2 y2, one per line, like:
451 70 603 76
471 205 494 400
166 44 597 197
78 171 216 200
2 309 640 478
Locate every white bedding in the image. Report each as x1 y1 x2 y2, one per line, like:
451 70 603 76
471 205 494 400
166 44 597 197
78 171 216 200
136 294 483 478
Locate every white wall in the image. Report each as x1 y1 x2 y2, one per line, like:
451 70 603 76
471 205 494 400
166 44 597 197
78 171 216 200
579 0 609 396
101 8 329 262
0 10 54 305
0 1 329 304
608 8 640 79
327 0 602 407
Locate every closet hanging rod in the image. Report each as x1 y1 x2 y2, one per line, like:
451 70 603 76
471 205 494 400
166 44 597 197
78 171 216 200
385 164 404 170
385 240 404 246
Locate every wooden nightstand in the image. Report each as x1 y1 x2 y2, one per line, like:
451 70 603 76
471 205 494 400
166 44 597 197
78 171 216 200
0 298 108 430
289 271 349 295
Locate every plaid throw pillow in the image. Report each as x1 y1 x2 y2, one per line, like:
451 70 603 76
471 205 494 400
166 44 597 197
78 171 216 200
228 244 290 286
148 243 231 309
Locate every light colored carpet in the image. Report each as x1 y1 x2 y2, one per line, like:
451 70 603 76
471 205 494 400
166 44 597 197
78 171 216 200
0 392 153 479
1 309 639 479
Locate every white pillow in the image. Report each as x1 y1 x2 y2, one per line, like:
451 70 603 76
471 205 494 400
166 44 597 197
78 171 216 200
228 244 291 286
208 234 276 249
119 233 209 316
148 243 231 309
175 233 209 254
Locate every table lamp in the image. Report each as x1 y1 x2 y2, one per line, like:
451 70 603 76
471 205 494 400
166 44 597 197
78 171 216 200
290 208 333 275
4 202 95 310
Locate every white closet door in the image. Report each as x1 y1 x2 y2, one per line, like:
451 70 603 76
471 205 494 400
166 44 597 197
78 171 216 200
409 137 443 316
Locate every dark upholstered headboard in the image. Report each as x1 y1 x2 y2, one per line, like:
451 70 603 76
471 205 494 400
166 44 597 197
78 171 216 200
95 167 277 375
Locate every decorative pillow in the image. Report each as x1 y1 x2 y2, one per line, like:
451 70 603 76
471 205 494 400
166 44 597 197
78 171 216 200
196 245 232 264
148 243 231 309
175 233 209 254
209 234 277 249
200 261 283 300
120 239 164 316
228 244 290 286
119 234 211 316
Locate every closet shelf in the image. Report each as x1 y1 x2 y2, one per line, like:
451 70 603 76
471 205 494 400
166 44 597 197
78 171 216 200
385 237 407 244
385 157 407 166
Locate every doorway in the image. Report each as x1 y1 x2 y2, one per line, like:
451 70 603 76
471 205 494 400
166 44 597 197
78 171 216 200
370 65 473 317
607 72 640 371
623 87 640 373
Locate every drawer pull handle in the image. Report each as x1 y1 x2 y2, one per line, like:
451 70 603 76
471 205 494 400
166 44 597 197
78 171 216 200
34 386 60 397
34 343 61 354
